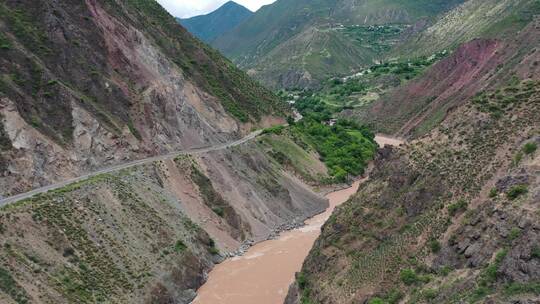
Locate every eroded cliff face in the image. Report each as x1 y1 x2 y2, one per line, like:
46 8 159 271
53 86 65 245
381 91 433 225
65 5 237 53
287 17 540 304
0 0 284 197
0 134 329 303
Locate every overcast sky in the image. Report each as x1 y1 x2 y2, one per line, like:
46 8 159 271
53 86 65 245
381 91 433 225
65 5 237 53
156 0 276 18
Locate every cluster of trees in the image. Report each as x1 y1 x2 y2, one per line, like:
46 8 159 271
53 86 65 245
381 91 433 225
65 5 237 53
292 118 376 182
294 94 335 121
328 78 367 97
289 92 377 182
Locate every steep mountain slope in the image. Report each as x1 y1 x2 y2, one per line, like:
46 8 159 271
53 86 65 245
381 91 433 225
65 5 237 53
396 0 540 57
0 2 341 302
212 0 464 88
286 14 540 304
348 0 540 137
0 133 330 303
0 0 284 197
177 1 253 43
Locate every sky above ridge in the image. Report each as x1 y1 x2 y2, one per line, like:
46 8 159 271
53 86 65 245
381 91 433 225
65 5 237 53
157 0 276 18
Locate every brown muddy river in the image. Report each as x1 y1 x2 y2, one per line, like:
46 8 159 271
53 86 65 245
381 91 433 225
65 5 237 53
192 182 360 304
192 136 402 304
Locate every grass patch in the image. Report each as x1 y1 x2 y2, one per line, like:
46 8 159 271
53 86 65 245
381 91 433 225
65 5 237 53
489 188 498 198
0 32 11 50
0 266 29 303
472 80 538 119
508 227 521 241
368 289 403 304
127 120 142 141
503 281 540 296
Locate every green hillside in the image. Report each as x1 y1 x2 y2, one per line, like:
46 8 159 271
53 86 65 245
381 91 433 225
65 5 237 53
396 0 540 57
212 0 464 88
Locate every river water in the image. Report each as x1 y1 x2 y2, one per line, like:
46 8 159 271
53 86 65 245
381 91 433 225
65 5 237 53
192 135 402 304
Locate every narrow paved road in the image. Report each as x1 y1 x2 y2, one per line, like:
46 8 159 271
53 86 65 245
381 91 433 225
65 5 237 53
0 130 263 208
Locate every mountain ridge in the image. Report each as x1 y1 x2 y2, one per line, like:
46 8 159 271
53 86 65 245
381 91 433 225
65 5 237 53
211 0 465 88
177 1 253 43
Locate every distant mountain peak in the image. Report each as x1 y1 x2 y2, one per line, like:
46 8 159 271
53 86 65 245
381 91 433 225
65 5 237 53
221 1 251 11
178 1 253 43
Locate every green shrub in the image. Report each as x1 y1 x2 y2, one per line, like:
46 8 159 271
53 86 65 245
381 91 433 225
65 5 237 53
439 266 452 276
513 151 523 166
0 33 10 50
481 249 507 285
297 272 308 290
127 121 142 140
429 239 441 253
508 227 521 241
506 185 528 200
385 289 403 304
368 298 385 304
262 125 285 135
489 188 498 198
531 246 540 259
400 269 420 285
523 142 537 155
174 240 187 253
448 199 468 216
211 206 225 217
423 288 438 300
208 238 219 255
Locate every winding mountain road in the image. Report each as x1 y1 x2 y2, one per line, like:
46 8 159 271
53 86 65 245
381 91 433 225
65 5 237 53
0 130 263 208
0 131 404 208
